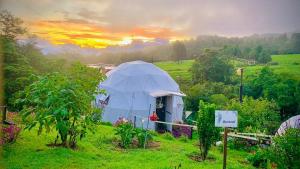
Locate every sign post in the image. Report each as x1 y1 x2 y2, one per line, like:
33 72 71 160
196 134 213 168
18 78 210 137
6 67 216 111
215 110 238 169
223 127 228 169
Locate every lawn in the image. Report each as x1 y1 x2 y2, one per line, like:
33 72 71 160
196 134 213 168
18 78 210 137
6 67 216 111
155 54 300 83
1 125 254 169
244 54 300 80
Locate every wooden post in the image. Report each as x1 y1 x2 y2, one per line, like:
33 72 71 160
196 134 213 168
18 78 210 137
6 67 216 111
223 127 228 169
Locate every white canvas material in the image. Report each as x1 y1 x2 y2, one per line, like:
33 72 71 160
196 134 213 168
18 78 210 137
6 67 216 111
95 60 184 130
276 115 300 136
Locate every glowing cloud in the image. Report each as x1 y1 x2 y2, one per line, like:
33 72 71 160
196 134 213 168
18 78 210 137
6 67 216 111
29 20 185 48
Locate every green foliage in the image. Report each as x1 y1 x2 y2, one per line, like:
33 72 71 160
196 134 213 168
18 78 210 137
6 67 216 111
226 97 280 134
247 149 270 168
185 81 237 112
268 129 300 169
196 100 220 160
209 94 228 108
115 122 135 148
245 67 300 120
178 135 189 143
134 128 153 148
162 132 175 140
191 49 234 84
16 63 104 148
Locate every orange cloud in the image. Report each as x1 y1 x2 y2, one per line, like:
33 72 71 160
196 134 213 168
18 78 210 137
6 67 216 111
29 19 186 48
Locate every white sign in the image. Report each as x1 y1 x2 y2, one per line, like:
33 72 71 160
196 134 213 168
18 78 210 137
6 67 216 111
215 110 238 128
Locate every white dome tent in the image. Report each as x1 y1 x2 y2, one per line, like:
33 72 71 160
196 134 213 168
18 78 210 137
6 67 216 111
95 60 185 131
276 115 300 136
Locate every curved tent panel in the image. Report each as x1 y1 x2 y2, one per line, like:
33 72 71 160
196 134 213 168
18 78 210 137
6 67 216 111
276 115 300 135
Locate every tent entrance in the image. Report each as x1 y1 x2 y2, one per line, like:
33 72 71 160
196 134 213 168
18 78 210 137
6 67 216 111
155 96 168 133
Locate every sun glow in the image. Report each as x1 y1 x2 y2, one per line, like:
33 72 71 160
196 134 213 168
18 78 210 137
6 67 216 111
29 20 186 48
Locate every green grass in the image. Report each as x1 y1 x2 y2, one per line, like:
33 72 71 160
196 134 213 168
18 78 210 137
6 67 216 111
244 54 300 80
155 54 300 82
1 125 254 169
155 60 194 83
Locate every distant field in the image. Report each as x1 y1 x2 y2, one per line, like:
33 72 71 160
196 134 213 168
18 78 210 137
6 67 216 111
244 54 300 80
155 54 300 83
155 60 194 84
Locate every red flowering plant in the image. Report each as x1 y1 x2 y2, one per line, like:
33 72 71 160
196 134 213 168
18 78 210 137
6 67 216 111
0 112 22 145
1 124 21 144
114 117 129 127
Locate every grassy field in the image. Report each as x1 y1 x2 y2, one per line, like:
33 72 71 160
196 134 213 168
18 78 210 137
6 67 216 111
1 125 254 169
244 54 300 80
155 60 194 83
155 54 300 83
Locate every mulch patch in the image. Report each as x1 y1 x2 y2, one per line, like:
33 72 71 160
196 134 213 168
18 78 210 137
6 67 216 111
112 139 160 150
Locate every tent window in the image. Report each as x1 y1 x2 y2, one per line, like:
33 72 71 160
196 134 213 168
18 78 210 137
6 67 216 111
98 95 110 108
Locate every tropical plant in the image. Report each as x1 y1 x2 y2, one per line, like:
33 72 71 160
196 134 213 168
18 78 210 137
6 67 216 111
115 122 135 148
16 63 104 148
135 128 152 148
196 100 220 160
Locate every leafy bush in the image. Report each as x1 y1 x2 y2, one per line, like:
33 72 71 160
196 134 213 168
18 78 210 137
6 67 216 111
247 149 270 168
1 124 21 144
17 63 104 148
268 128 300 169
226 97 280 134
135 128 152 148
115 122 135 148
196 100 220 160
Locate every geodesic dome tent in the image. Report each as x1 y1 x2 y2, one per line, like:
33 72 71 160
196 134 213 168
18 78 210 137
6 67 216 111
95 60 185 130
276 115 300 136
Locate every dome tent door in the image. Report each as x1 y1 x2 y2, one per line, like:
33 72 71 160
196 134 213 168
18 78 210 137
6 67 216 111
155 96 167 132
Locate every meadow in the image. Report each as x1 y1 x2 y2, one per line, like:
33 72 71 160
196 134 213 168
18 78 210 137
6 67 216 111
1 125 254 169
155 54 300 82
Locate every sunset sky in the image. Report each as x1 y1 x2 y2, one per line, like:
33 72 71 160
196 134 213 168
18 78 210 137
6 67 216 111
1 0 300 51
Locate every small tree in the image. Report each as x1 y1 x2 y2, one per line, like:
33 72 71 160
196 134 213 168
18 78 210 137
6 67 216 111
172 41 187 63
17 63 104 148
196 100 220 160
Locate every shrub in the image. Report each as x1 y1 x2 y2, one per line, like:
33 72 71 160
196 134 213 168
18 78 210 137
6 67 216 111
226 97 280 134
115 122 135 148
196 100 220 161
1 124 21 144
268 128 300 169
247 149 270 168
135 128 152 148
